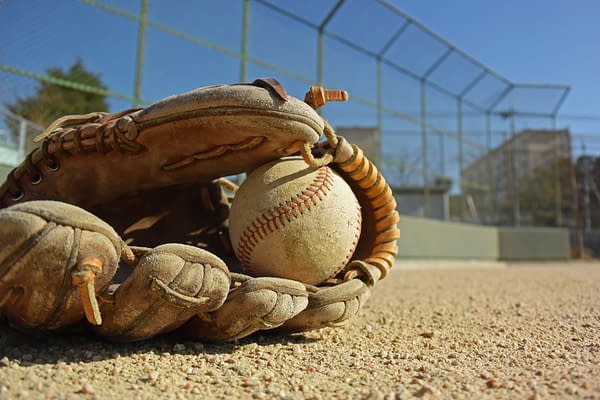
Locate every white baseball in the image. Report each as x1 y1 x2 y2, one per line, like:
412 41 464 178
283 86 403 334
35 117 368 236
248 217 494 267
229 157 362 285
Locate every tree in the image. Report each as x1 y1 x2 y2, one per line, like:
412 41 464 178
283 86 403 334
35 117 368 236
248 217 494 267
5 60 109 152
518 158 574 227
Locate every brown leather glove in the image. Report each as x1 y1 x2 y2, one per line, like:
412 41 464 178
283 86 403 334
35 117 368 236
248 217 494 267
0 78 399 342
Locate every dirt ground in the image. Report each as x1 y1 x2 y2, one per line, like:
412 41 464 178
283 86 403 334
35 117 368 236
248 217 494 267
0 261 599 399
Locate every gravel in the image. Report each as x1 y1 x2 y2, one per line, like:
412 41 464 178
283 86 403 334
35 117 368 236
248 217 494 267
0 261 599 399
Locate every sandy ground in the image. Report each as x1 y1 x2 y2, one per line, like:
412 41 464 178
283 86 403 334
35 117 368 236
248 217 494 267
0 261 599 399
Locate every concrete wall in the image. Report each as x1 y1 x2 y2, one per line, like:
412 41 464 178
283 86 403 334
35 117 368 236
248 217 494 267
397 215 499 260
396 215 571 260
498 227 571 260
394 191 449 221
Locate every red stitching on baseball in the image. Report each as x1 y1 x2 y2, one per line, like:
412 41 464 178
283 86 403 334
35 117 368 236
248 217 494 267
237 166 333 270
331 197 362 279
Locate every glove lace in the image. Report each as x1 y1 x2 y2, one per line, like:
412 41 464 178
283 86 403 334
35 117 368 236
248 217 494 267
1 110 143 206
300 122 339 168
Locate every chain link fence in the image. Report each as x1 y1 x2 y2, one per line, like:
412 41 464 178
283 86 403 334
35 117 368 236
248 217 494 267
2 0 598 232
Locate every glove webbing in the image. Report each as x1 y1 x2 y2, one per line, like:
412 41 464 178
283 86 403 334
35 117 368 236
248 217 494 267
300 124 400 285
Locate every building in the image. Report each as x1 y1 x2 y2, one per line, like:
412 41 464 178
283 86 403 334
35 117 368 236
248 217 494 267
393 185 450 220
334 126 381 165
336 126 455 220
461 129 572 225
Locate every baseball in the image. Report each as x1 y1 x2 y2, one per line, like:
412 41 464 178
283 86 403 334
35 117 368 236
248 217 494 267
229 157 362 285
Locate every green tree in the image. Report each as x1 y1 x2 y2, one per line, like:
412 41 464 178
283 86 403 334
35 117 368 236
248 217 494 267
5 60 108 152
518 158 574 227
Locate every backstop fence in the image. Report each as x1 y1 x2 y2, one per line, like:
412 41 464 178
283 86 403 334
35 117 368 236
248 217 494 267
2 0 599 232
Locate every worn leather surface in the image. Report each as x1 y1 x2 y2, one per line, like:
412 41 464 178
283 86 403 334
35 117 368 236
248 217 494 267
0 80 323 210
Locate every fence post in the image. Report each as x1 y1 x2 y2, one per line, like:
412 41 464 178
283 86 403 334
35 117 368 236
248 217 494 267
485 112 495 223
510 113 521 226
552 117 563 226
240 0 250 82
457 98 463 219
133 0 148 106
376 58 382 135
420 80 429 217
18 119 27 159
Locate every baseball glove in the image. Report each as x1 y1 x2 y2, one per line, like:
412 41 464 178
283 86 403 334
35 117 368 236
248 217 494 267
0 78 399 342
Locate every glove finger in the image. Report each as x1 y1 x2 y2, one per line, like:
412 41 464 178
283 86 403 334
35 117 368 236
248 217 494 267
178 276 308 342
95 243 229 342
279 278 371 333
0 200 121 330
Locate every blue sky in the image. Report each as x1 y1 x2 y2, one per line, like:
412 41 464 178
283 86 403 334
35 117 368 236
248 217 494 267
2 1 597 115
1 0 599 184
398 0 600 129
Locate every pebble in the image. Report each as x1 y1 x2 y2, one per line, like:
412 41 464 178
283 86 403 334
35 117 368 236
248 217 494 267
0 264 596 400
80 383 95 395
414 384 436 397
148 371 159 382
486 379 500 389
172 343 186 352
564 384 578 395
366 390 384 399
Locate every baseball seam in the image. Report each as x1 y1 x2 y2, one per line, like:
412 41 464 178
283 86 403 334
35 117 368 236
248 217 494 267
236 167 333 271
335 198 362 279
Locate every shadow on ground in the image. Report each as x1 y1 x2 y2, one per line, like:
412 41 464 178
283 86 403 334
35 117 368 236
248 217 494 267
0 318 319 366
